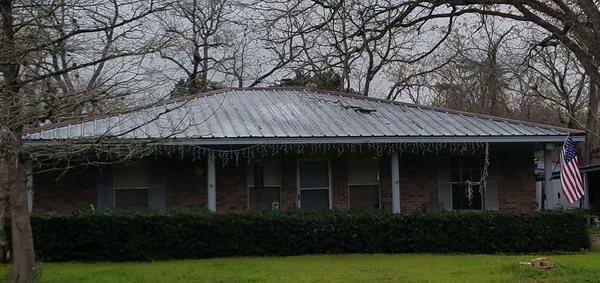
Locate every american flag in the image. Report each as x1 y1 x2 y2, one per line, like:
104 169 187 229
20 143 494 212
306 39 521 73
560 135 584 204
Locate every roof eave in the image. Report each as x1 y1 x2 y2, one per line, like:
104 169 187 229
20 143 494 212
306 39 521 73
23 134 585 146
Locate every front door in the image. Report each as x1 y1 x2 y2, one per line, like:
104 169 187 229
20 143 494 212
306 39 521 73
298 160 331 209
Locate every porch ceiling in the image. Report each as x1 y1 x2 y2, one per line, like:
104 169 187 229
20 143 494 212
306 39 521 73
23 88 585 145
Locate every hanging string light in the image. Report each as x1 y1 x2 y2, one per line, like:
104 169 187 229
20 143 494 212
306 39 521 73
136 141 490 166
465 142 490 205
33 141 489 160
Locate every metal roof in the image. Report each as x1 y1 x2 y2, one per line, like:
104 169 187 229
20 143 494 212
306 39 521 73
23 88 585 144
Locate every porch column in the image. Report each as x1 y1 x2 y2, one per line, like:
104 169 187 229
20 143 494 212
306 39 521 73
582 173 589 209
391 152 400 213
542 144 554 210
207 153 216 212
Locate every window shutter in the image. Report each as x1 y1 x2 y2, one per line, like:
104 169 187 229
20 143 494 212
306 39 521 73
484 158 499 210
437 156 452 211
263 160 281 187
150 162 166 210
96 168 113 208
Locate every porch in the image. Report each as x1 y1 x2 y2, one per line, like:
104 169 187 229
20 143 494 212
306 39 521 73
31 146 537 213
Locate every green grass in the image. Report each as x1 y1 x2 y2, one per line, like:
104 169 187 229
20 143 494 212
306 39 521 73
2 253 600 282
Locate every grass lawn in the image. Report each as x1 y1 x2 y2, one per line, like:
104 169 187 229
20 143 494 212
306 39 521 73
1 253 600 282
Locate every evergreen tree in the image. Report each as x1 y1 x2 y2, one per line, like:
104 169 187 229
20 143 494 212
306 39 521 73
286 70 343 91
168 78 222 99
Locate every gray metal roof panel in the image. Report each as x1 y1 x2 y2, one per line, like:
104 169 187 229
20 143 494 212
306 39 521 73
445 113 468 135
23 88 584 143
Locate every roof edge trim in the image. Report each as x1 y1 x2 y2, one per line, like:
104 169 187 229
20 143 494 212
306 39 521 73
24 134 584 146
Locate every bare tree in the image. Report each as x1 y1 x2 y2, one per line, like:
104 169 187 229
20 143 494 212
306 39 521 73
0 0 168 281
341 0 600 160
158 0 237 96
258 0 453 97
431 18 516 116
388 0 600 159
24 0 164 122
516 45 588 128
385 56 453 103
242 0 332 87
156 0 334 91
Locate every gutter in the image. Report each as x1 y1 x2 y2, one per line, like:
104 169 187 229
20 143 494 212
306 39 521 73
23 134 586 146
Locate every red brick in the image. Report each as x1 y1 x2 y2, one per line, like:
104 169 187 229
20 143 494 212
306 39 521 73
497 150 536 210
399 153 438 211
331 155 349 209
280 154 298 209
216 160 247 211
33 167 97 212
165 161 206 209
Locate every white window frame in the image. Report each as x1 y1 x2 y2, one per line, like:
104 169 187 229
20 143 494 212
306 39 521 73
450 156 484 211
246 159 282 210
297 159 332 209
347 158 381 209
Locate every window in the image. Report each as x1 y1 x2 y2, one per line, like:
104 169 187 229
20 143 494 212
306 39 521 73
299 160 330 209
248 160 281 210
113 162 150 210
348 159 380 209
451 156 483 210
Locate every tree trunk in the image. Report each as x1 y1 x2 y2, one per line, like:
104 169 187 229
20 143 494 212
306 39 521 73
585 79 600 164
1 0 37 279
6 134 36 283
0 161 8 263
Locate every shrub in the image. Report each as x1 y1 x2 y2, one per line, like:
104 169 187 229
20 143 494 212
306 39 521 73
4 210 589 262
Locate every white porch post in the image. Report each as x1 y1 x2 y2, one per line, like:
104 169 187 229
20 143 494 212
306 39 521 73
391 152 400 213
207 153 216 212
542 143 554 210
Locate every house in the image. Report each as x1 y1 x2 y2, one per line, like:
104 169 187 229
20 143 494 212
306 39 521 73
536 163 600 210
23 88 585 213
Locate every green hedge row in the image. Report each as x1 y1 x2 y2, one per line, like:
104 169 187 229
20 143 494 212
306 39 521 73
6 210 589 262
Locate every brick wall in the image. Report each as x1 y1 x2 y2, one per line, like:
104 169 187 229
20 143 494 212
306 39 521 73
399 153 438 211
280 154 297 209
33 167 98 212
378 151 535 212
216 160 247 211
331 155 349 209
378 154 438 212
497 150 537 210
165 161 206 209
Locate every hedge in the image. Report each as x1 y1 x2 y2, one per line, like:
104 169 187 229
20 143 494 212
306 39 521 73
4 210 590 262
